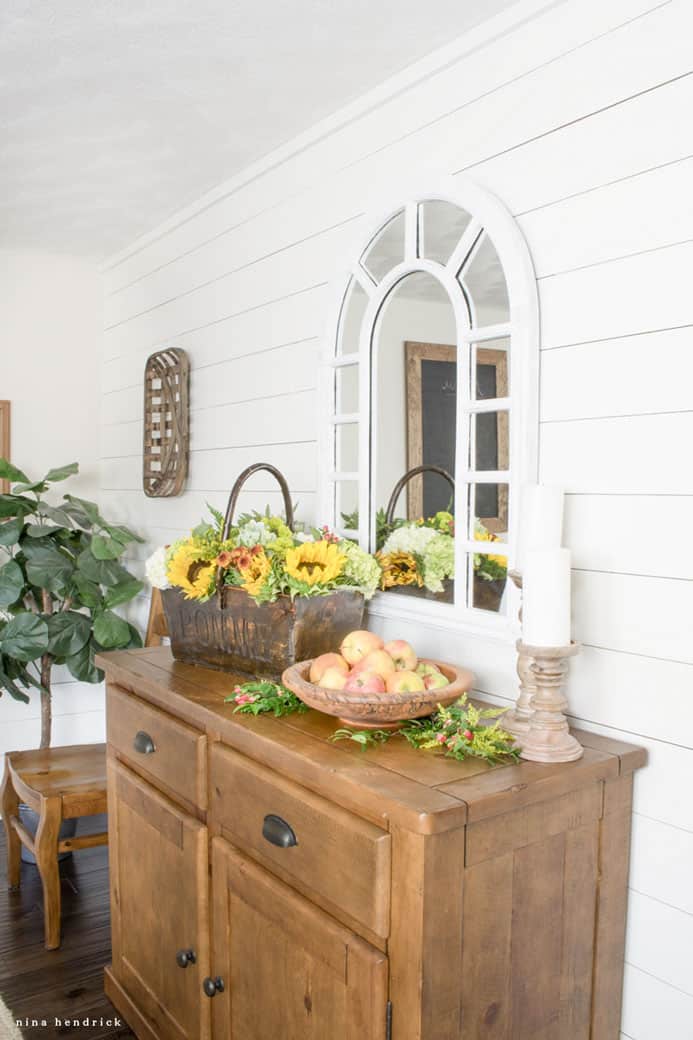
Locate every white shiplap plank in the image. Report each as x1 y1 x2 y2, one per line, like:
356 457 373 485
630 814 693 915
625 890 693 997
540 327 693 423
541 412 693 494
621 964 693 1040
573 570 693 663
540 240 693 349
521 156 693 277
564 494 693 580
98 488 318 532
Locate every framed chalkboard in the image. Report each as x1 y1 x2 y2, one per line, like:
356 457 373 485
405 342 508 529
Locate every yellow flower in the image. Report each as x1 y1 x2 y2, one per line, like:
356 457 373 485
166 542 216 600
474 522 507 568
239 548 272 598
284 540 345 587
378 551 423 589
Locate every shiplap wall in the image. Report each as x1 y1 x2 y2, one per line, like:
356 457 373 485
100 1 693 1034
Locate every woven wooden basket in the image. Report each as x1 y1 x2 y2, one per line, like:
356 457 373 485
162 463 365 679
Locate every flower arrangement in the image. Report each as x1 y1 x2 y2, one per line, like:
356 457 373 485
377 511 455 594
473 520 508 584
146 506 381 605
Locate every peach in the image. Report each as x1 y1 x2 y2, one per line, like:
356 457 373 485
340 629 384 665
319 666 348 691
344 670 386 694
384 639 417 671
351 649 396 680
416 661 442 678
423 671 450 691
310 652 348 684
386 670 425 694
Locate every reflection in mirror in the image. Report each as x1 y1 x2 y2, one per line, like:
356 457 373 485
338 279 368 355
420 201 472 265
469 410 509 474
336 480 359 533
373 271 457 602
335 422 359 473
335 364 359 414
460 233 510 326
470 481 509 613
472 337 509 399
361 210 406 283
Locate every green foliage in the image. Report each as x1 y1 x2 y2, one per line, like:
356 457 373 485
331 728 392 748
224 679 309 717
0 459 144 715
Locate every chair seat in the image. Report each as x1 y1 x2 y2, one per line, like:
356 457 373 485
6 743 107 819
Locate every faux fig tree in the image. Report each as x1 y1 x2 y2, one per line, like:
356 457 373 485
0 459 143 748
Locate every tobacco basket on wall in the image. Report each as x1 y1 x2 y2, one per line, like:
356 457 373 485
382 464 505 612
161 463 365 679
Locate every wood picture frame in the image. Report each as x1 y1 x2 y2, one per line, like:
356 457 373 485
405 342 508 531
0 401 10 493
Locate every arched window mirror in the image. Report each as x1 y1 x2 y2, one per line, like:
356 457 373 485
320 179 539 635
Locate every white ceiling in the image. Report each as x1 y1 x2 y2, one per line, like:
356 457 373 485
0 0 519 259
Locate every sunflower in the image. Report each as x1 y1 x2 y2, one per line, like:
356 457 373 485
378 551 423 589
284 540 345 587
238 547 272 598
474 523 508 569
166 542 216 600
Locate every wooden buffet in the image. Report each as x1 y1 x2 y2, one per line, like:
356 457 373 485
98 646 645 1040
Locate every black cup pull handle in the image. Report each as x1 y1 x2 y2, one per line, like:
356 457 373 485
133 730 156 755
262 814 298 848
203 976 225 998
176 948 196 969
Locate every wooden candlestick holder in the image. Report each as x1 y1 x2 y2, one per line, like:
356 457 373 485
518 642 583 763
502 570 535 739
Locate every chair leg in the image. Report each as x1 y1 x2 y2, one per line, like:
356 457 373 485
35 795 62 950
0 759 21 890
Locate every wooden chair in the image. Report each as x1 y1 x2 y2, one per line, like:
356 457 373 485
1 744 108 949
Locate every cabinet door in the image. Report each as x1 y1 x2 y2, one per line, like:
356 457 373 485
211 839 388 1040
108 758 211 1040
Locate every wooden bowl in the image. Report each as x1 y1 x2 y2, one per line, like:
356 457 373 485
281 658 475 730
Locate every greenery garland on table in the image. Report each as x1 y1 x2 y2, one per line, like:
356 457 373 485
225 681 519 765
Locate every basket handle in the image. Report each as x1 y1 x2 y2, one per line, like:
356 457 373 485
216 463 295 598
384 464 455 526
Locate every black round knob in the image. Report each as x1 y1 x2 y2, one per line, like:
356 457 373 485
176 948 196 969
202 976 224 998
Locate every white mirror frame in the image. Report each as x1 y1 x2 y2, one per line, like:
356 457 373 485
318 176 539 641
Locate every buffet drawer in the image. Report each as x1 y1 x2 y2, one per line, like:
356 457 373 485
106 683 207 810
209 743 391 937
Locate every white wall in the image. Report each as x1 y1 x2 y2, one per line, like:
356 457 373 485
0 250 104 764
99 1 693 1034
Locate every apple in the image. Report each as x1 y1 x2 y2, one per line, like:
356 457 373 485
351 649 396 680
416 661 442 678
384 639 417 671
386 670 425 694
344 670 386 694
310 652 348 684
423 671 450 691
340 630 384 665
319 666 348 691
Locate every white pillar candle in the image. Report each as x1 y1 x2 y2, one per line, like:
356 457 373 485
516 484 564 572
522 548 572 647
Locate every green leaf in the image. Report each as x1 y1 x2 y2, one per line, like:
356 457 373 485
0 516 24 547
0 614 49 662
71 573 103 608
25 524 67 538
65 639 103 683
92 610 131 648
24 544 74 594
0 664 31 703
0 560 24 608
46 611 92 658
44 462 79 483
63 494 100 526
124 623 143 649
0 459 29 484
104 578 143 609
0 495 38 519
12 480 48 494
91 534 123 560
37 504 73 527
77 550 130 587
105 524 144 546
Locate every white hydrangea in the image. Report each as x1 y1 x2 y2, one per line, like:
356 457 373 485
381 524 438 557
145 546 170 589
237 519 272 546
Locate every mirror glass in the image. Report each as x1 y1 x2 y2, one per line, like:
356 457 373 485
361 210 406 283
420 200 472 265
372 271 457 602
459 233 510 326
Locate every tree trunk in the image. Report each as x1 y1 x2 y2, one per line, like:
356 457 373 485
39 653 53 749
